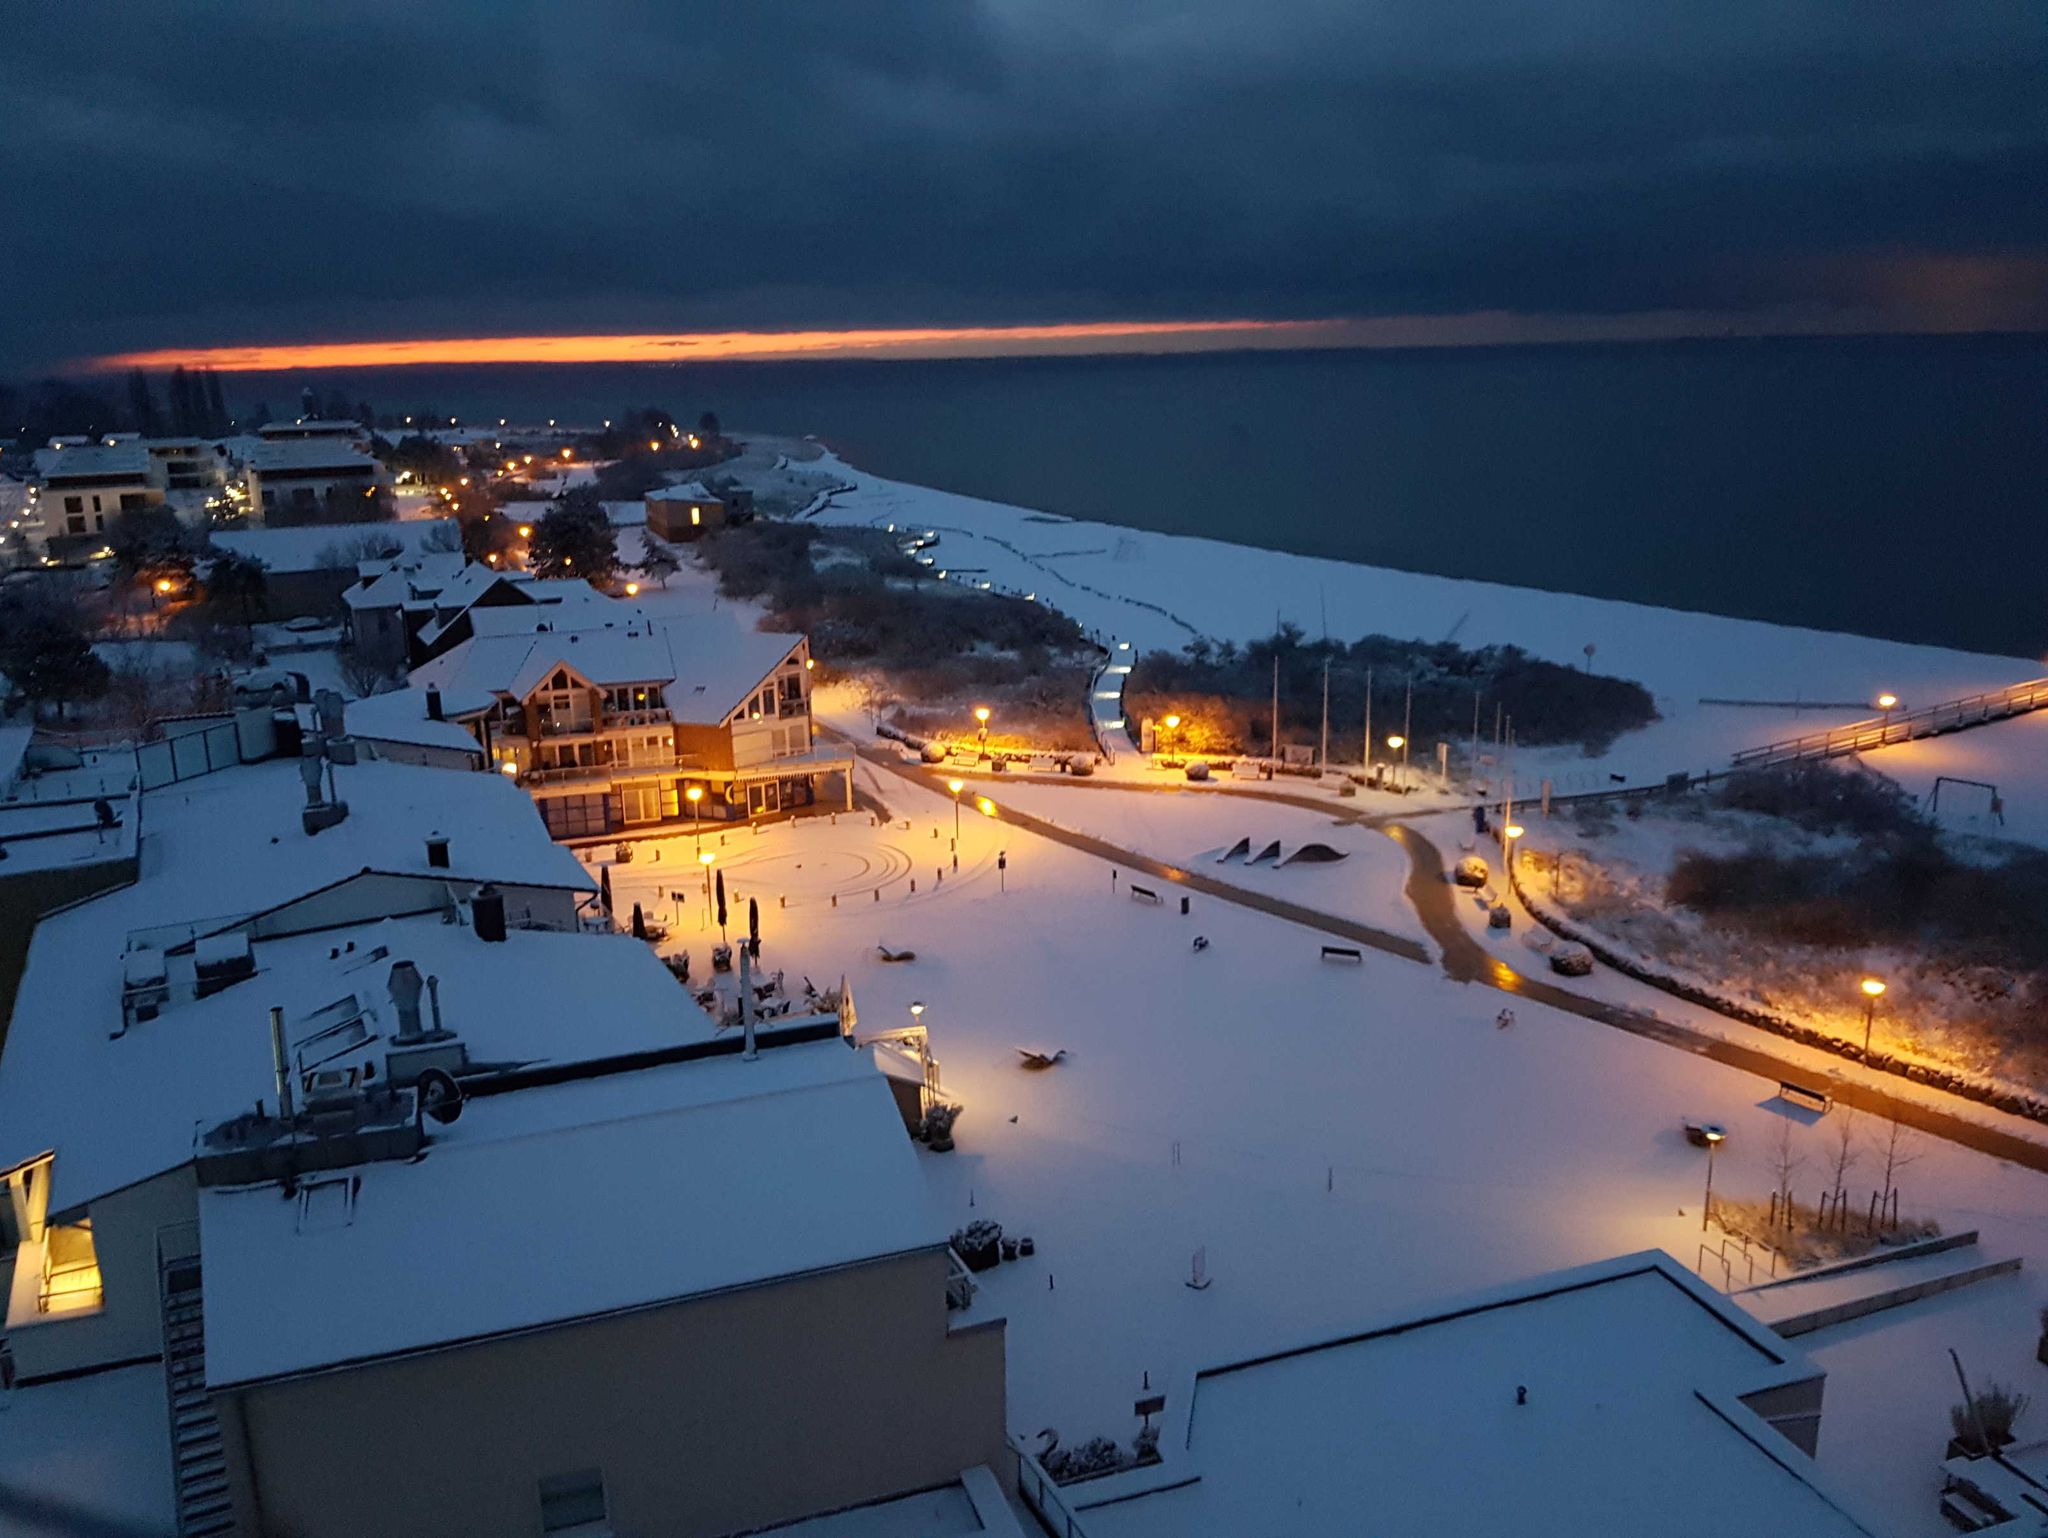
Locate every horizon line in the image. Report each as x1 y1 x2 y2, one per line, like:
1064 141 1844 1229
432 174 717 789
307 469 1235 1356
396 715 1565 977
84 309 2046 374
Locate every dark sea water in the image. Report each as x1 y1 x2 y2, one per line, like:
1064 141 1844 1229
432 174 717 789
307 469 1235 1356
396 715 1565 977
230 334 2048 659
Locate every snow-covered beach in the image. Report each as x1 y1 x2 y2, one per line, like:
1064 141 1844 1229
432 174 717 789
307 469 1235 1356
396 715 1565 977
777 439 2045 844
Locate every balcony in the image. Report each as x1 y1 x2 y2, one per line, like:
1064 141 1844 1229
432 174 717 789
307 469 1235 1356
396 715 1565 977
36 1225 104 1316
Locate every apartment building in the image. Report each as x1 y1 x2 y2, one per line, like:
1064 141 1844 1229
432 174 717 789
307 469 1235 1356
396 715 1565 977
414 608 854 839
30 439 164 560
243 437 388 526
0 743 1011 1538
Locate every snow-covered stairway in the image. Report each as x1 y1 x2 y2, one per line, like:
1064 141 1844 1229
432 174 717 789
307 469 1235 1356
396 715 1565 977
1732 1231 2022 1339
159 1236 237 1537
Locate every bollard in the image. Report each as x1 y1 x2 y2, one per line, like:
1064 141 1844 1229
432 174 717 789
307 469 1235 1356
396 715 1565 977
831 893 837 908
779 895 785 908
873 888 879 902
933 827 939 839
910 878 916 893
1180 896 1190 916
936 868 942 884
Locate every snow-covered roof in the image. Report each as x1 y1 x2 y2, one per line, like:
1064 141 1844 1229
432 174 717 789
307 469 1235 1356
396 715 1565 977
413 608 803 721
200 1040 937 1386
1078 1252 1876 1538
211 519 458 574
257 418 363 438
0 723 31 790
0 757 593 1206
647 480 719 502
339 550 471 610
343 687 490 755
34 441 153 482
245 438 379 473
1 910 728 1222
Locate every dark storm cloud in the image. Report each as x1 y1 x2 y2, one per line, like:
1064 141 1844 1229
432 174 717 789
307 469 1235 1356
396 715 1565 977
3 0 2044 370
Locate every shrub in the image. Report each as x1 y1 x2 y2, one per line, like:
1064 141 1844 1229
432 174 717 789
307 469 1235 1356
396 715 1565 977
1951 1383 2030 1453
1715 762 1925 838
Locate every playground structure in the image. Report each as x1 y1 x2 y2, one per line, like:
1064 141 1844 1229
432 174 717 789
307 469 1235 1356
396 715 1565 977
1215 836 1349 867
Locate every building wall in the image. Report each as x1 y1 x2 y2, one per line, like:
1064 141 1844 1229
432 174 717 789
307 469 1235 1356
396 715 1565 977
645 497 725 542
1739 1375 1828 1457
360 737 483 772
249 872 580 940
0 853 138 1045
8 1165 196 1383
225 1248 1009 1538
351 603 411 670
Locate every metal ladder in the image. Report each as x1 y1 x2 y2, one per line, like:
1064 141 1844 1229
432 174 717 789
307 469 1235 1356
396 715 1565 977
159 1230 236 1537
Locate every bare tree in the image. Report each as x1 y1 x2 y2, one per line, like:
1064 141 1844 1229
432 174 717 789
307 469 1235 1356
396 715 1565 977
1867 1116 1926 1217
1825 1107 1859 1204
1767 1117 1806 1227
337 646 394 699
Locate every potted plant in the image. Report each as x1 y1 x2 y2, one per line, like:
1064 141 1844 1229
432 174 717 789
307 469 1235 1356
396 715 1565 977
921 1101 962 1152
953 1220 1003 1272
1948 1383 2030 1459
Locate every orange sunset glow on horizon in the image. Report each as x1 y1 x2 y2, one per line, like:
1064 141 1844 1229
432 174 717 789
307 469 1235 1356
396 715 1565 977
91 319 1337 373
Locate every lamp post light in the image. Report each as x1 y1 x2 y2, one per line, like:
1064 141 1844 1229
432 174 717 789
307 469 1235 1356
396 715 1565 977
1385 734 1405 789
1876 693 1899 741
1700 1125 1726 1233
686 784 705 857
698 849 716 929
1162 713 1181 759
1503 823 1525 876
1860 976 1887 1055
973 705 992 757
947 778 964 868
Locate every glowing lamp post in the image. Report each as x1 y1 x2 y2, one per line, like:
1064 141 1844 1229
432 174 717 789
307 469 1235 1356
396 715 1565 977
974 705 992 756
1161 713 1182 759
1503 823 1525 875
1386 734 1405 788
1876 693 1899 741
686 785 705 856
624 581 640 597
947 778 964 865
1860 976 1887 1055
1699 1124 1726 1232
698 848 716 928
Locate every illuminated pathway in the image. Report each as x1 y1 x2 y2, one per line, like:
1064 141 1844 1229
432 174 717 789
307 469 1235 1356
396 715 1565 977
832 729 2048 1177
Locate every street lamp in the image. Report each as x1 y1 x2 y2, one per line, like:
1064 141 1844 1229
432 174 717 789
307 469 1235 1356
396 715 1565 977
1386 734 1405 787
974 705 992 755
698 848 716 928
947 778 964 865
1503 823 1525 876
1161 713 1182 759
1699 1124 1726 1232
1860 976 1887 1055
1876 693 1899 741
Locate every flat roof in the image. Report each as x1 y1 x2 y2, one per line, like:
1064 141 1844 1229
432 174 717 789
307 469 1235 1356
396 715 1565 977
0 756 593 1207
245 438 378 473
1078 1253 1876 1538
0 1362 178 1534
200 1040 939 1386
211 519 458 574
344 686 493 754
33 441 152 481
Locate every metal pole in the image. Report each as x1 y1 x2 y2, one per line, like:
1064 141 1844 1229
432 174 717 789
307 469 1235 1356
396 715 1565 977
1863 995 1876 1055
1270 654 1279 761
1363 669 1373 772
1701 1140 1717 1233
1319 659 1329 770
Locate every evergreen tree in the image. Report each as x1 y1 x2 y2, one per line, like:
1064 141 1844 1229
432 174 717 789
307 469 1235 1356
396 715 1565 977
531 488 620 584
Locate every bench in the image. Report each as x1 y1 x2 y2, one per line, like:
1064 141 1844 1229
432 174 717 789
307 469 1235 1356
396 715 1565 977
1320 945 1363 964
1129 885 1162 905
1778 1080 1832 1115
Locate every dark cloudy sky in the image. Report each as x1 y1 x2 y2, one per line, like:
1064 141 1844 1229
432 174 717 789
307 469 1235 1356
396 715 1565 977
5 0 2045 374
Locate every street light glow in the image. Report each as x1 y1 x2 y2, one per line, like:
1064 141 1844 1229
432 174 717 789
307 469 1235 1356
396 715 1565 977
973 706 991 724
1504 823 1525 839
624 582 640 596
1861 977 1887 998
686 786 703 804
1163 714 1181 729
699 850 715 866
1386 734 1405 750
1876 693 1899 710
947 779 965 794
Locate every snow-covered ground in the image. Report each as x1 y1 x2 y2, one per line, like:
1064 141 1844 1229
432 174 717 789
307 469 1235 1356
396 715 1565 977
585 764 2048 1538
759 441 2045 835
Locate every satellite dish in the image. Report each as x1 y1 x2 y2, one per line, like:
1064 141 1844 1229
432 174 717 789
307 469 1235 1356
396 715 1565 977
417 1067 464 1125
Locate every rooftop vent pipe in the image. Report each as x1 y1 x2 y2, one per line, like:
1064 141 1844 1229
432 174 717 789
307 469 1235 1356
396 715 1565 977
268 1006 295 1121
389 961 426 1042
426 833 450 869
426 688 444 721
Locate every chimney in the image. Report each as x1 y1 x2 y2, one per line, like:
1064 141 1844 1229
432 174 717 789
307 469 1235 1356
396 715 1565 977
472 885 507 943
425 687 444 721
268 1006 296 1122
427 974 444 1035
389 961 426 1042
425 833 450 869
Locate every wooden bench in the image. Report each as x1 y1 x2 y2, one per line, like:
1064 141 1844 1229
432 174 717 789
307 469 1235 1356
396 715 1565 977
1129 885 1162 905
1778 1080 1832 1115
1320 945 1363 964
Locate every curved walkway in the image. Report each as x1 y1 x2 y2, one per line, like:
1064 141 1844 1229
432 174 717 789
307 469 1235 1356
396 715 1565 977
834 729 2048 1175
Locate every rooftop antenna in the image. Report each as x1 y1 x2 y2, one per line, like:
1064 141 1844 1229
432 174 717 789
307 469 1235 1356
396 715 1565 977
739 945 758 1060
268 1006 296 1123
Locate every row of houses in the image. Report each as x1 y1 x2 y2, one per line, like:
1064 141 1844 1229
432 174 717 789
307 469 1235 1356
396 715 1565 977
0 735 1013 1538
14 418 386 564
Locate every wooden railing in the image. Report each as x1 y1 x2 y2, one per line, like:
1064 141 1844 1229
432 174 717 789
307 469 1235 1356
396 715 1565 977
1730 677 2048 768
